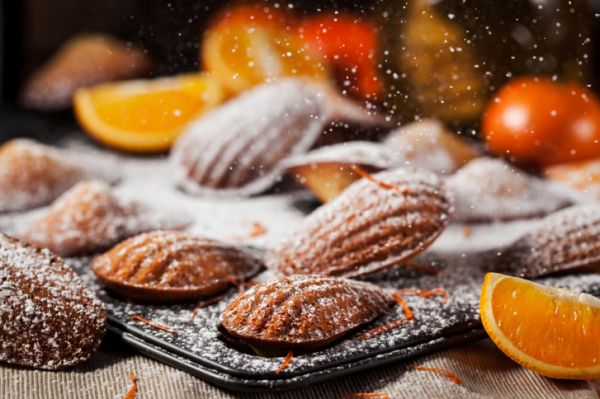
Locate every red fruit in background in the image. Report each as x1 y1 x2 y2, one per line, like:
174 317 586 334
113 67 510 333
298 14 382 100
482 77 567 164
482 77 600 166
545 85 600 165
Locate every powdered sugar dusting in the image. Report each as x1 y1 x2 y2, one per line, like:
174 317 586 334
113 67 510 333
92 230 264 301
2 139 600 387
282 141 406 171
170 79 327 197
20 180 189 257
446 157 574 222
221 275 392 347
267 167 452 277
497 204 600 277
0 139 118 213
383 119 479 175
0 234 106 369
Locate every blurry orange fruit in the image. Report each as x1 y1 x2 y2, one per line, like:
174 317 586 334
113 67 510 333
298 14 383 99
480 272 600 379
73 73 223 153
202 5 326 94
483 77 600 166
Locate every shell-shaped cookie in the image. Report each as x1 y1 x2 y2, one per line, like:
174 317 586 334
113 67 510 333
21 34 151 111
267 167 452 277
92 231 264 302
446 157 573 223
283 141 405 171
497 204 600 278
383 119 479 175
283 141 406 202
21 181 188 257
170 79 327 196
0 234 106 369
0 139 117 213
219 275 392 355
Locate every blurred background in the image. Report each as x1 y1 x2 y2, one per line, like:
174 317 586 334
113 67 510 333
1 0 600 142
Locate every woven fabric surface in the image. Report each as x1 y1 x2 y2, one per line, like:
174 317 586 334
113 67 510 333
1 337 596 399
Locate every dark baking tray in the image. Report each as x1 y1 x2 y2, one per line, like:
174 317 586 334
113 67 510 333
67 251 600 393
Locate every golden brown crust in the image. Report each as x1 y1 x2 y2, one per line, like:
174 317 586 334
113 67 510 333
92 231 264 303
219 275 392 355
21 181 187 257
267 167 452 277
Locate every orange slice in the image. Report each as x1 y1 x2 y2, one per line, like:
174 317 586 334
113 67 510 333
480 272 600 379
202 5 326 94
73 73 223 153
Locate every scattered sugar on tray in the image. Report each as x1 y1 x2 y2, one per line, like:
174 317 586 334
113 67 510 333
446 157 575 222
4 139 600 381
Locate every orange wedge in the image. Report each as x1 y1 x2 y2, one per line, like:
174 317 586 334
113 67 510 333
480 272 600 379
73 73 223 153
202 5 326 94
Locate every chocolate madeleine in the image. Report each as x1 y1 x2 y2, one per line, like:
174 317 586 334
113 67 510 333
93 231 264 302
384 119 479 175
21 181 188 257
267 167 452 277
0 234 106 369
21 34 151 111
0 139 117 213
219 275 393 355
170 78 388 196
171 79 327 196
446 157 573 223
497 204 600 278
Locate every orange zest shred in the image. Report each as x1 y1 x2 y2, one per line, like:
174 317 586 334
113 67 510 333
419 288 449 304
346 393 389 399
358 289 450 341
404 261 440 275
391 293 414 319
357 316 409 341
350 165 407 191
396 288 449 304
130 315 178 335
414 366 464 385
123 371 137 399
276 351 294 374
463 225 472 238
189 295 226 320
248 221 268 237
225 274 257 292
226 274 241 287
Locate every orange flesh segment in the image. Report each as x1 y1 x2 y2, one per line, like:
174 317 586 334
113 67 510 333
74 74 223 152
203 16 326 94
93 88 205 132
491 277 600 368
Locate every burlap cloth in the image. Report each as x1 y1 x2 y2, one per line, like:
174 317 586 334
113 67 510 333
1 336 597 399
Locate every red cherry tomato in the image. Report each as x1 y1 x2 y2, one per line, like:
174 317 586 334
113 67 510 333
483 77 600 166
297 14 382 99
